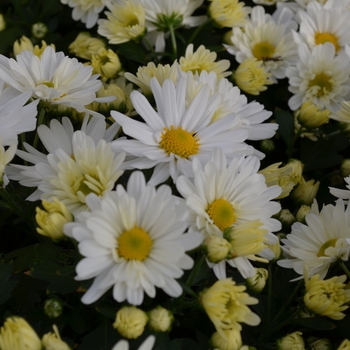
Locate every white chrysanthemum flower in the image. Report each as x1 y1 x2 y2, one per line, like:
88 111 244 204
176 148 281 279
293 1 350 53
7 115 124 214
111 76 256 186
253 0 287 6
64 171 202 305
112 335 155 350
0 46 102 113
225 6 298 81
278 199 350 279
60 0 107 28
329 176 350 202
0 83 39 146
97 0 146 45
183 70 277 144
286 43 350 112
140 0 207 52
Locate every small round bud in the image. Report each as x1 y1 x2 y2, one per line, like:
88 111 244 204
91 48 122 80
277 332 305 350
202 235 231 263
210 329 243 350
341 159 350 178
148 306 173 332
291 178 320 206
278 209 295 231
113 306 148 339
44 298 63 319
31 22 48 39
260 139 275 153
246 268 268 293
0 14 5 32
295 205 310 223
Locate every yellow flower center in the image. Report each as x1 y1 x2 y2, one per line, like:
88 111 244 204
118 227 153 261
315 32 340 52
309 73 333 97
317 238 338 257
207 199 236 231
76 174 104 198
159 125 199 158
252 42 275 61
41 81 54 88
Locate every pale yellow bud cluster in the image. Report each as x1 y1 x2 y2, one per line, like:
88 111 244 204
90 48 122 80
210 329 243 350
148 306 173 332
291 177 320 206
277 331 305 350
13 36 55 57
35 198 73 241
113 306 148 339
200 278 260 338
69 32 105 60
234 58 273 96
208 0 251 28
304 273 350 320
246 268 268 293
297 100 330 129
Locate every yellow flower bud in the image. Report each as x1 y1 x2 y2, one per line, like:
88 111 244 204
234 58 273 96
287 159 304 186
246 268 268 293
0 316 41 350
338 339 350 350
307 337 332 350
0 141 16 188
35 198 73 241
42 325 70 350
148 306 173 332
91 48 121 80
223 30 234 45
266 240 281 261
210 329 243 350
291 177 320 206
295 205 310 223
69 32 105 60
341 159 350 177
277 332 305 350
0 14 5 32
31 22 48 39
13 36 34 56
278 209 295 231
297 100 330 129
113 306 148 339
203 235 231 263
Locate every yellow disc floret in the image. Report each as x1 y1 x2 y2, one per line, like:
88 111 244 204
207 198 236 231
317 238 338 257
252 42 275 61
118 227 153 261
159 125 199 158
309 73 333 97
315 32 340 52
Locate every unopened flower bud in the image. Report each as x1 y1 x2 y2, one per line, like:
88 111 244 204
148 306 173 332
42 325 70 350
338 339 350 350
113 306 148 339
246 268 268 293
91 48 121 80
13 36 34 56
297 100 330 129
210 329 243 350
0 14 5 32
307 337 332 350
260 139 275 153
341 159 350 178
44 298 63 319
291 178 320 206
278 209 295 231
266 240 281 260
287 159 304 186
296 205 310 223
32 22 48 39
203 235 231 263
277 332 305 350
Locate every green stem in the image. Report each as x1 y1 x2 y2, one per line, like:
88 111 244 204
268 309 300 335
339 260 350 280
267 263 273 324
187 19 212 46
185 254 205 287
142 37 160 64
326 130 342 139
168 24 177 60
287 127 305 159
33 108 45 149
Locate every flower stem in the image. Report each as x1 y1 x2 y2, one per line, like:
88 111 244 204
187 19 212 46
287 126 305 159
168 24 177 60
185 254 205 287
267 263 273 324
339 260 350 280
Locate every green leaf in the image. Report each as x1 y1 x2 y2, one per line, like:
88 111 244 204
275 109 295 149
117 42 148 65
0 262 18 305
291 317 335 330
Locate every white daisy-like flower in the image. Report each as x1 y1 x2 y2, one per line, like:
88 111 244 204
140 0 207 52
293 1 350 53
64 171 202 305
286 43 350 112
225 6 298 81
176 148 281 279
0 82 39 146
0 46 102 113
278 199 350 279
329 176 350 202
112 335 156 350
60 0 107 28
111 76 255 186
183 70 277 143
7 115 124 214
